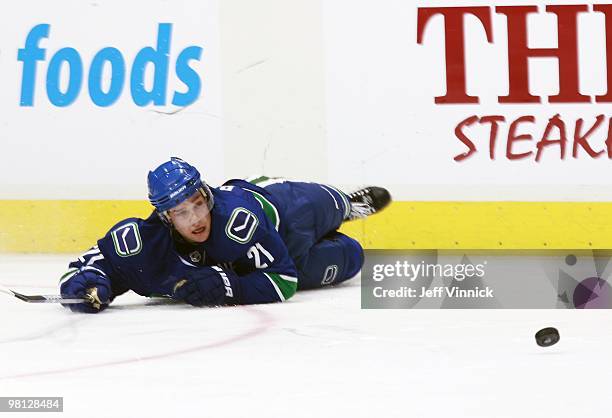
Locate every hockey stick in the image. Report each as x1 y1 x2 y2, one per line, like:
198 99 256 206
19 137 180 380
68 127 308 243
0 283 91 304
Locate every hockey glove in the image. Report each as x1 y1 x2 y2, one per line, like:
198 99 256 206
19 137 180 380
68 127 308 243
172 266 239 307
60 270 111 313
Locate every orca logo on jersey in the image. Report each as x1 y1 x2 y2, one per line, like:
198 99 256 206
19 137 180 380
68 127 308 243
225 208 259 244
321 265 339 285
111 222 143 257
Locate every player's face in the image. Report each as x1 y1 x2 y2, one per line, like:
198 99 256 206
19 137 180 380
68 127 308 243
167 192 212 243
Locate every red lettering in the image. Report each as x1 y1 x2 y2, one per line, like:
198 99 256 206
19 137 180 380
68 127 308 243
573 115 605 158
595 5 612 102
496 5 589 103
536 114 568 161
606 118 612 158
507 116 535 160
480 115 506 159
453 114 612 161
417 7 493 104
454 115 479 161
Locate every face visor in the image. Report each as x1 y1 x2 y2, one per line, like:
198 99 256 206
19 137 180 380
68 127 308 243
163 188 213 228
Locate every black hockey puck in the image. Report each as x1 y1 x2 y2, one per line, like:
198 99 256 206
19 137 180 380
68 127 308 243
535 327 560 347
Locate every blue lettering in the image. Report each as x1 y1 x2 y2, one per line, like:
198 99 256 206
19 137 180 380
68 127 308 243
46 47 83 107
17 24 49 106
172 46 203 106
88 47 125 107
131 23 171 106
18 23 202 108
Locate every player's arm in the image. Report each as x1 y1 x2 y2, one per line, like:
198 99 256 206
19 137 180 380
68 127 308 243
59 216 152 313
231 234 298 304
173 233 298 306
59 245 130 313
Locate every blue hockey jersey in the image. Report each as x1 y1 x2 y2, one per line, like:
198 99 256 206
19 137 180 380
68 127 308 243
64 180 299 305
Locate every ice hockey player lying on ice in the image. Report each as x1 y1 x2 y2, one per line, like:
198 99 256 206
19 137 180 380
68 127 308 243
60 158 391 313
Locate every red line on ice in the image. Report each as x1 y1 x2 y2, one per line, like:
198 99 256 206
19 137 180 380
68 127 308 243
0 306 274 380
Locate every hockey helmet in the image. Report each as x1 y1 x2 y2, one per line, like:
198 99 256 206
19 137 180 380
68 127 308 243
147 157 214 223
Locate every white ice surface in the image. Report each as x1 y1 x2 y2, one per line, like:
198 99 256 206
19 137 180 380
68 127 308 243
1 255 611 418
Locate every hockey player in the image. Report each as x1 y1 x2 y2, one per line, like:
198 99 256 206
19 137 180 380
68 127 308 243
59 158 391 312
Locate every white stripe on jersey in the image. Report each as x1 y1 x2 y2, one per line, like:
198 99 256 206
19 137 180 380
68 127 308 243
323 184 351 219
279 274 298 283
264 274 286 301
178 256 197 267
319 185 340 210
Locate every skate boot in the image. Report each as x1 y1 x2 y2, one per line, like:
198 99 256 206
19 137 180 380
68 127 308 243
346 187 391 220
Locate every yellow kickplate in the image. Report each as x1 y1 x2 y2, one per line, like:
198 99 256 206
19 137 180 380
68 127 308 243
0 200 152 253
1 200 611 252
339 201 612 250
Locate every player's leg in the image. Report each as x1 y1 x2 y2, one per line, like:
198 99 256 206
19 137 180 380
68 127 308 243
262 180 390 289
345 187 392 220
283 184 390 289
303 183 393 225
265 181 351 247
257 178 392 227
295 231 364 290
276 181 392 226
274 182 363 289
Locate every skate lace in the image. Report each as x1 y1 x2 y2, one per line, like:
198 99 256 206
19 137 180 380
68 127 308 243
349 202 374 219
348 189 375 219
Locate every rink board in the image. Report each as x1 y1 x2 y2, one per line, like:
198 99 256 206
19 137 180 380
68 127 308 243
1 200 611 252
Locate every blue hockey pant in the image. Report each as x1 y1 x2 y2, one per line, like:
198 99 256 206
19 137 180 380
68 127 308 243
265 181 364 290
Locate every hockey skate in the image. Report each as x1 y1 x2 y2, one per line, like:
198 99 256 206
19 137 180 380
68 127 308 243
346 187 391 220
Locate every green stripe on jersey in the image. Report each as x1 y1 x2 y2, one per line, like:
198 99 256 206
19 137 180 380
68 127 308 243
247 176 270 185
265 273 297 300
244 189 280 231
59 268 78 283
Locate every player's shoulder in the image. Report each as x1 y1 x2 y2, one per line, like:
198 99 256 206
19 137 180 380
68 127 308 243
99 212 172 261
205 183 279 260
216 179 281 230
212 188 264 241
